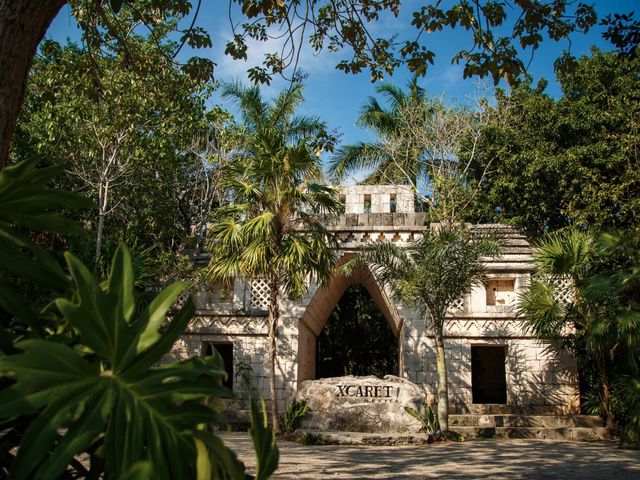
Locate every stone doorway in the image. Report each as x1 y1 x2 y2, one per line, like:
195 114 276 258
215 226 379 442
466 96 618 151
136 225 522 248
297 259 403 383
471 345 507 404
315 284 399 379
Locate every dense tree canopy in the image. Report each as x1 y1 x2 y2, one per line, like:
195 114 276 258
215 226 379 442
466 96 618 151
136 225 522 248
3 1 638 169
518 227 640 442
13 36 215 264
468 49 640 237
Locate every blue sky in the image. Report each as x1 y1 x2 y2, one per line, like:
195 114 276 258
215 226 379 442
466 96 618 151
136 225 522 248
47 1 637 180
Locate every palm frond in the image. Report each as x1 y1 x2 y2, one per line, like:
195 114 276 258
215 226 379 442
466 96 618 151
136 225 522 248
269 84 304 128
533 228 595 281
287 114 327 142
376 81 408 111
327 142 389 181
221 81 267 132
244 211 276 242
518 279 567 338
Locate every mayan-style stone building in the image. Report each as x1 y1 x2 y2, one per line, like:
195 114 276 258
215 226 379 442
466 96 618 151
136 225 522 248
168 184 580 417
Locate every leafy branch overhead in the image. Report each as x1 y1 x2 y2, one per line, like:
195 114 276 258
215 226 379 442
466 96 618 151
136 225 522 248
89 0 607 86
229 0 599 85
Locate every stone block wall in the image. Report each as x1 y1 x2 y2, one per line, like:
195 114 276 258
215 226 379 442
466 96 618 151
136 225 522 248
401 316 580 414
168 216 581 417
341 185 414 214
165 313 301 413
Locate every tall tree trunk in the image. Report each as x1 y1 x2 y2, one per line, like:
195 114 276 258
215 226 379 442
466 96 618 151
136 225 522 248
433 323 449 432
95 180 109 265
0 0 65 169
95 210 105 263
596 353 613 430
267 272 281 433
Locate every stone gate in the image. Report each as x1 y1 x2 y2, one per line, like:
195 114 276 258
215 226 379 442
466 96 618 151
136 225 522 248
167 185 580 416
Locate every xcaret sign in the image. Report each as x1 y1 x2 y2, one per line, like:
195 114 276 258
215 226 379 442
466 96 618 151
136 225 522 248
336 383 400 403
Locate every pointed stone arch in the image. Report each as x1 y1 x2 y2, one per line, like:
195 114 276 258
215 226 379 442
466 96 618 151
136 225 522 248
297 253 404 382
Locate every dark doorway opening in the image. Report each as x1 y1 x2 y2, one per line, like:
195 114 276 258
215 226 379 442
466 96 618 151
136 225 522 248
316 284 398 379
472 345 507 404
203 342 234 390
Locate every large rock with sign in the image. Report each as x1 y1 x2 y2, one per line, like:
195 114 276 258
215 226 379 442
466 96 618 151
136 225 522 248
294 375 426 433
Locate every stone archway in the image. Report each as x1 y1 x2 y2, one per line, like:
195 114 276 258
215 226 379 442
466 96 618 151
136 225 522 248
297 255 403 382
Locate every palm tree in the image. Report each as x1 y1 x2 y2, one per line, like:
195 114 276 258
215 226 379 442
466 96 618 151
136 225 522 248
327 77 428 185
345 225 501 431
517 229 610 421
518 228 640 433
207 83 342 432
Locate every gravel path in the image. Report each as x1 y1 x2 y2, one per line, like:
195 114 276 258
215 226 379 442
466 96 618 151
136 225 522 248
221 432 640 479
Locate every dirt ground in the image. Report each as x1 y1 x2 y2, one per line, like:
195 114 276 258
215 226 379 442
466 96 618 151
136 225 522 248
221 432 640 479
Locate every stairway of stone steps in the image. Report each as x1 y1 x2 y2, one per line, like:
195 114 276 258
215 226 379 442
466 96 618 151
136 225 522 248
449 414 610 441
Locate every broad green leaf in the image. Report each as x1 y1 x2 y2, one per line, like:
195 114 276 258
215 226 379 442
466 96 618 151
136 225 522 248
249 398 279 480
0 339 100 416
0 278 41 336
0 246 255 478
134 280 190 354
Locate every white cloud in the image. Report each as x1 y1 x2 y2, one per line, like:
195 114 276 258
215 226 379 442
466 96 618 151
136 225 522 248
213 22 339 98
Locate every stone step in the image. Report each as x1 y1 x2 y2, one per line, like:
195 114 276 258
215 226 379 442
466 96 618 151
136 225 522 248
451 426 611 441
449 414 606 429
297 426 611 444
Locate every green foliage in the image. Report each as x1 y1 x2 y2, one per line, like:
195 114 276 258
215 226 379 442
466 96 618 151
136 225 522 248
207 82 342 431
404 404 441 437
249 398 279 480
468 49 640 237
229 1 598 85
0 161 90 346
72 0 214 82
328 77 426 185
0 244 252 478
329 77 495 224
282 400 310 433
0 163 280 478
14 36 215 261
518 227 640 442
207 82 342 293
317 284 398 378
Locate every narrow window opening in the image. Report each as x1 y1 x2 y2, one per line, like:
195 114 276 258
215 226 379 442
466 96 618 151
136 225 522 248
203 342 234 390
211 278 234 303
389 194 397 213
363 194 372 213
486 279 515 306
472 346 507 404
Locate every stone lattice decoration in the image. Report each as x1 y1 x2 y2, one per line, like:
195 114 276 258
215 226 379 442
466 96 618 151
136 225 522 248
450 296 464 312
294 375 426 433
249 278 270 311
551 276 574 305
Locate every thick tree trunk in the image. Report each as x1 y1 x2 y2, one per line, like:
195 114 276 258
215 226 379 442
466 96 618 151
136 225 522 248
267 272 281 433
0 0 66 169
433 326 449 432
596 354 614 430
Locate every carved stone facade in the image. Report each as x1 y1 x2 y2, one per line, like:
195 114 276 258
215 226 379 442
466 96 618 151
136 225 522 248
169 185 580 414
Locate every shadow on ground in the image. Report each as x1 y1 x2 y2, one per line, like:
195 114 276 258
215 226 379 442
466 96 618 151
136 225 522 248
222 432 640 479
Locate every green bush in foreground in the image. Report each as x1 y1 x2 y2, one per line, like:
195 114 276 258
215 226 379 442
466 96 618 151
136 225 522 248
0 162 278 478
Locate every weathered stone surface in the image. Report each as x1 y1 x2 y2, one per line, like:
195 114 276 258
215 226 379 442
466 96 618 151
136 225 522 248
294 375 426 433
172 185 581 419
